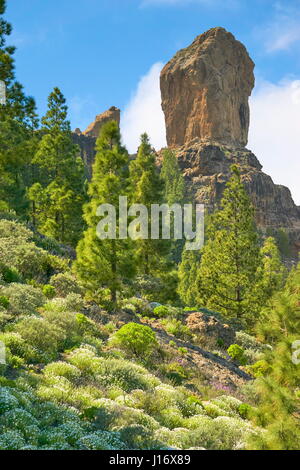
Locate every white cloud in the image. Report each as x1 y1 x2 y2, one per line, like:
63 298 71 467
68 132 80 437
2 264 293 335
121 62 167 153
256 2 300 53
264 21 300 52
249 78 300 205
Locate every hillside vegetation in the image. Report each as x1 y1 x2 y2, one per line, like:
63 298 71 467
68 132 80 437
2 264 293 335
0 0 299 451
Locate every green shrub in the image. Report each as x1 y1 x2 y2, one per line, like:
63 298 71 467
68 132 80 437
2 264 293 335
77 430 127 450
246 360 270 378
238 403 252 419
43 362 82 381
0 263 21 284
117 424 160 450
0 332 34 364
161 319 192 340
178 347 188 356
50 272 82 297
235 331 266 352
0 296 9 309
42 285 56 299
227 344 247 365
0 238 66 282
3 283 46 315
0 220 33 241
163 363 188 385
111 323 157 358
153 306 169 318
14 317 66 362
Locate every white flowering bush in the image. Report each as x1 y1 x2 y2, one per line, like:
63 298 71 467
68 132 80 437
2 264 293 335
43 362 82 381
0 430 26 450
0 387 19 414
235 331 261 349
77 430 127 450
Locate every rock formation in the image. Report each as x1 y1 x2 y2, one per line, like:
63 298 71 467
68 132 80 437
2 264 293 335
160 27 300 255
72 132 96 177
160 27 254 148
83 106 120 138
72 106 120 175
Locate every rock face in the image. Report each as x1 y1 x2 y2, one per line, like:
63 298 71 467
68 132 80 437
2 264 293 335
159 27 300 255
160 27 255 148
83 106 120 138
72 132 96 178
72 106 120 176
186 311 236 347
174 140 300 253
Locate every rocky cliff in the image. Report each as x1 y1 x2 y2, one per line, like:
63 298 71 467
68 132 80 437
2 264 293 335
160 28 254 148
83 106 120 138
160 27 300 255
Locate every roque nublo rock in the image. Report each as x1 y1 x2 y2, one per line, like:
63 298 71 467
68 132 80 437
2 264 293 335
160 27 255 148
160 27 300 255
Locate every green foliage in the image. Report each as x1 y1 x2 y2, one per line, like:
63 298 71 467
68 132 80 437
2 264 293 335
74 121 135 305
130 133 169 275
162 362 188 385
248 264 300 449
160 148 186 263
255 237 286 305
28 88 86 246
2 283 45 315
42 285 56 299
0 0 39 217
196 166 262 327
238 403 252 419
266 227 292 258
227 344 247 365
0 295 9 309
153 305 169 318
111 322 157 358
178 347 188 356
161 149 185 207
50 272 82 297
0 220 68 282
246 360 270 378
178 247 200 306
161 318 192 340
0 263 21 284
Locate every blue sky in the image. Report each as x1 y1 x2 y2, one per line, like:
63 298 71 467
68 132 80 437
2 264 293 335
5 0 300 203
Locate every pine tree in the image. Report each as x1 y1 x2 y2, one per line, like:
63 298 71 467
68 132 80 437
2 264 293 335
0 1 39 215
0 0 14 87
195 166 262 326
178 247 200 307
248 265 300 450
255 236 286 305
161 149 185 206
74 121 135 305
129 133 169 275
28 88 86 245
